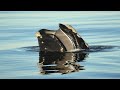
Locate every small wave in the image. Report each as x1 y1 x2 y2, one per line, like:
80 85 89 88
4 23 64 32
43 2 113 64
21 46 40 52
21 45 120 53
89 45 120 52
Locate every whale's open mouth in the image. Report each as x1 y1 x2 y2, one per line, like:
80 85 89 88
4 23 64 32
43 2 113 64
35 23 89 52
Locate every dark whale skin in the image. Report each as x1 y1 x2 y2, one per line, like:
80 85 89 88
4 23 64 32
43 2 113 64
37 29 66 52
36 24 89 52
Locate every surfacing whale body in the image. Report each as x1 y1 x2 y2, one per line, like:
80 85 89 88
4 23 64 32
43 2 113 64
35 23 89 52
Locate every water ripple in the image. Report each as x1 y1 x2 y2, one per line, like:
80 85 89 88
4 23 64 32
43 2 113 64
21 45 120 53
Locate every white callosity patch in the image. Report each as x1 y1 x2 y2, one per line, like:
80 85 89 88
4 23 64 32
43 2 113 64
35 32 42 38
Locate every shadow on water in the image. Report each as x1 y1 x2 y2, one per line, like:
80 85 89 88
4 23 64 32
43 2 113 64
22 45 120 75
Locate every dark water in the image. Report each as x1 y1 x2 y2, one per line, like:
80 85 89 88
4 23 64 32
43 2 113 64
0 11 120 79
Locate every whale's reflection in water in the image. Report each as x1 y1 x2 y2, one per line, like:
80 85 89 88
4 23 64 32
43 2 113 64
38 52 89 75
21 45 119 75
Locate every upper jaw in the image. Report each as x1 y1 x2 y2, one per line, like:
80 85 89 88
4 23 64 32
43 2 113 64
59 23 68 30
59 23 77 33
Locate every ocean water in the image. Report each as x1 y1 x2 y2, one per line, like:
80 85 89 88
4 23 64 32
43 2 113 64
0 11 120 79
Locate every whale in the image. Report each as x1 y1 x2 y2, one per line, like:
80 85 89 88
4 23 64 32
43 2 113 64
35 23 89 52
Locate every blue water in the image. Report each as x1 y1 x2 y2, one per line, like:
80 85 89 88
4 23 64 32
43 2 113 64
0 11 120 79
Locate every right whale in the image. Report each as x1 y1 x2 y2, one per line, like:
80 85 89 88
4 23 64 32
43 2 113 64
35 23 89 52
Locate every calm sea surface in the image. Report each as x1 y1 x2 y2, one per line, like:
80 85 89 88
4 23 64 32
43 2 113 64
0 11 120 79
